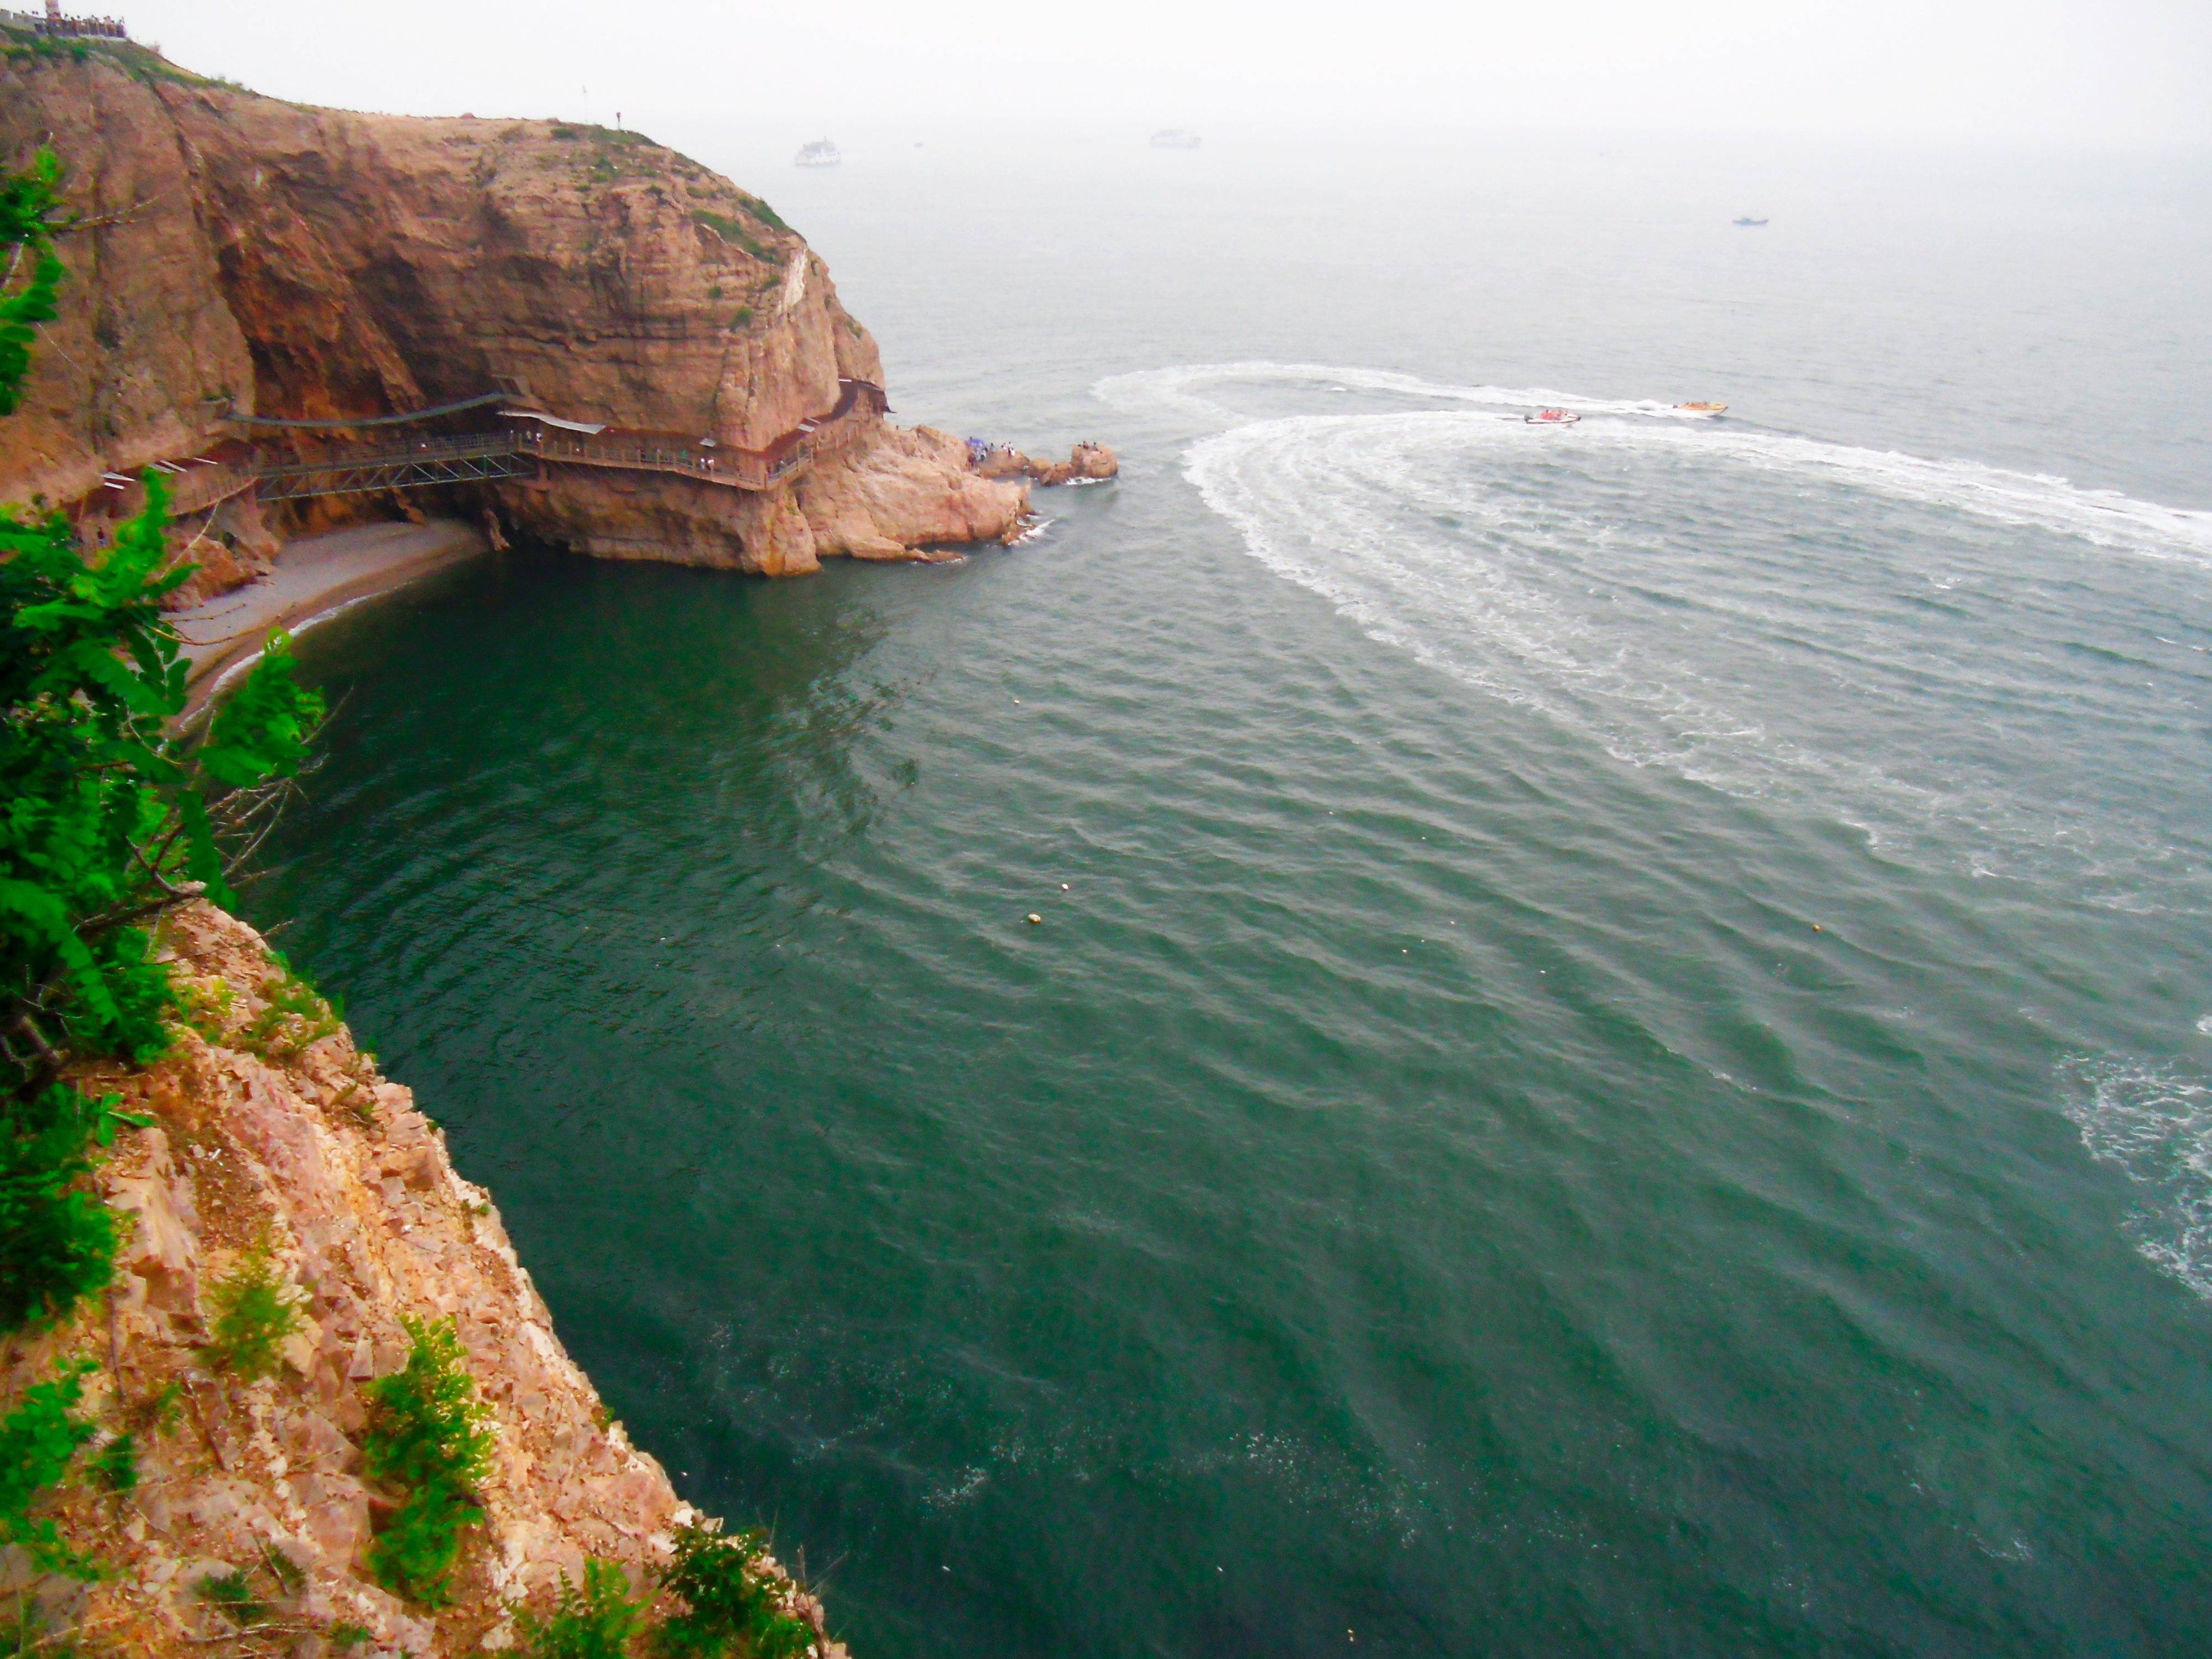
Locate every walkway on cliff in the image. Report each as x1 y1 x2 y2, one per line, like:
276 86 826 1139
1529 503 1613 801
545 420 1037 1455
223 379 888 503
76 378 888 529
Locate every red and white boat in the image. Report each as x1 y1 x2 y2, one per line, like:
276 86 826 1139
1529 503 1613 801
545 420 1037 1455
1524 408 1580 426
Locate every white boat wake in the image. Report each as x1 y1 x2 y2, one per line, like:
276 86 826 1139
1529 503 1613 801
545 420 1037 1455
1097 361 2212 566
1095 361 2212 902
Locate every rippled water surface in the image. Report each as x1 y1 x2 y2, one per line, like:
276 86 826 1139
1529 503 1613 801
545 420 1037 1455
250 132 2212 1655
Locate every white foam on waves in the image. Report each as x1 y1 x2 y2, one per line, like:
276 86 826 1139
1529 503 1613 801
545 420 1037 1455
1104 361 2212 565
1097 359 1703 425
2063 1057 2212 1299
1110 364 2212 900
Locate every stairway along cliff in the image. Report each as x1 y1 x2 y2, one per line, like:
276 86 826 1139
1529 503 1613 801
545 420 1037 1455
0 44 1032 577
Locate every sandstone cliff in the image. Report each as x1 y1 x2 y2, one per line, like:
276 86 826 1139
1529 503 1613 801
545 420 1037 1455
0 34 1028 575
1 904 846 1659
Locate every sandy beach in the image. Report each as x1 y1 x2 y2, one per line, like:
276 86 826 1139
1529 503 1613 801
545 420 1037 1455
173 517 489 718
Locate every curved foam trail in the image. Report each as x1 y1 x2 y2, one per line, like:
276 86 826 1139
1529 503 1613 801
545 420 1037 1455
1103 362 2211 564
1189 409 2212 567
1097 360 1699 421
1155 387 2212 900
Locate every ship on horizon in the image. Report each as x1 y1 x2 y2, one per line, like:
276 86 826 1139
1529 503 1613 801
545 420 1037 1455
1733 214 1769 227
1150 129 1202 149
795 138 841 168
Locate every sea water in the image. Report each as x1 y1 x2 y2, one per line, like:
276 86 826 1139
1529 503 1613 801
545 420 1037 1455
249 128 2212 1655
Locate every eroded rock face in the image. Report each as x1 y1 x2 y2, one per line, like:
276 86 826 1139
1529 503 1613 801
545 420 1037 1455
491 424 1035 577
0 905 846 1658
0 48 1024 572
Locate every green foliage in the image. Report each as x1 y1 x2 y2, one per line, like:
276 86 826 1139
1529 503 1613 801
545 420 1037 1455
729 307 754 332
1 475 325 1093
654 1526 815 1659
517 1560 648 1659
330 1624 373 1651
200 1235 302 1381
201 638 320 791
258 1540 305 1593
0 1086 141 1332
2 143 326 1106
173 974 236 1043
0 1360 98 1579
362 1316 494 1606
127 1379 182 1439
0 159 332 1617
241 961 342 1060
687 210 780 266
0 147 325 1347
0 150 64 418
90 1431 137 1493
551 127 582 141
4 1602 70 1659
196 1568 265 1627
734 195 789 235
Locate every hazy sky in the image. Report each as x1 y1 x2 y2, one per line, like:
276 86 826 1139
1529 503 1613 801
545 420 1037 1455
114 0 2212 146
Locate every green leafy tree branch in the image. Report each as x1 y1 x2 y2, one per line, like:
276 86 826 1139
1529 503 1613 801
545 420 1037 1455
1 143 324 1344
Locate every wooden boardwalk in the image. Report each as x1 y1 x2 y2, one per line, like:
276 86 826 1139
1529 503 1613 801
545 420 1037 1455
210 379 888 504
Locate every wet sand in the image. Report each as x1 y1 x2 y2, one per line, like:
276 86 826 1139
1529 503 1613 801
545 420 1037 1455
174 518 488 718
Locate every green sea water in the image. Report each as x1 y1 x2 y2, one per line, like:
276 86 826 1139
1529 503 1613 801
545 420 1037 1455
246 132 2212 1655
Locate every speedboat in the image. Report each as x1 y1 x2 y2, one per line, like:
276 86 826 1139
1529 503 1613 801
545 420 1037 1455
1674 401 1728 416
795 139 841 168
1525 408 1580 426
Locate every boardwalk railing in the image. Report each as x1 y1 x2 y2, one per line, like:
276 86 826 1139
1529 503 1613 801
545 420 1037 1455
255 434 533 502
516 377 885 492
519 429 805 491
87 379 892 514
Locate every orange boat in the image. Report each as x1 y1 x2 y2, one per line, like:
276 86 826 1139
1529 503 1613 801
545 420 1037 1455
1524 408 1580 426
1675 401 1728 416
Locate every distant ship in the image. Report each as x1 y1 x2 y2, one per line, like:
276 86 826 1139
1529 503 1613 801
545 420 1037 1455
1149 129 1202 150
795 139 841 168
1733 215 1768 227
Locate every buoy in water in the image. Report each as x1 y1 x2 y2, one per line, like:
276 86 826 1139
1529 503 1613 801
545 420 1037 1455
1026 913 1042 925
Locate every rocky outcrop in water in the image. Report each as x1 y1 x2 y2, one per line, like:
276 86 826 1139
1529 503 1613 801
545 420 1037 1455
0 904 845 1658
973 440 1119 487
0 35 1027 576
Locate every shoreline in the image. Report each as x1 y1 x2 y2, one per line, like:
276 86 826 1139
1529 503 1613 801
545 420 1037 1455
173 517 489 720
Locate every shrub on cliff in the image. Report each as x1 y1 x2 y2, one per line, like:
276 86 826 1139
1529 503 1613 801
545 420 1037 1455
362 1316 495 1606
517 1560 649 1659
0 150 64 418
0 1358 99 1579
0 148 326 1341
0 1085 142 1333
200 1234 305 1381
654 1525 816 1659
0 469 324 1102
